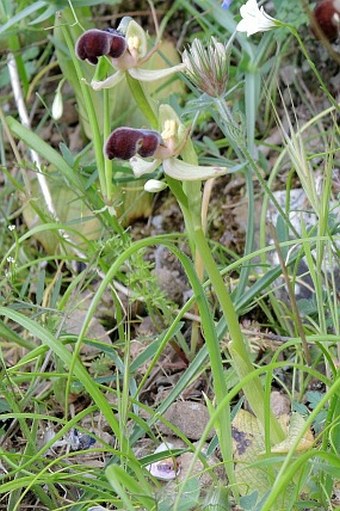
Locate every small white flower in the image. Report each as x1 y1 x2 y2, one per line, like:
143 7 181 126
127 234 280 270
7 256 15 264
236 0 278 36
8 224 16 231
144 179 167 193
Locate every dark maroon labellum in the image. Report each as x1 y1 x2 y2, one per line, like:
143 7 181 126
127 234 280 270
313 0 340 42
104 128 161 160
75 28 127 65
138 131 163 158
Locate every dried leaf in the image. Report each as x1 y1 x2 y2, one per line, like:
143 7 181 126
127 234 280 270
232 409 269 496
270 413 314 453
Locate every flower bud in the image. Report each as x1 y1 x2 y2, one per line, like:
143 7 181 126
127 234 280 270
51 80 64 120
75 28 127 65
182 37 230 97
144 179 167 193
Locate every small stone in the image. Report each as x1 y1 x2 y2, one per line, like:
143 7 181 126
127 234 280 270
158 401 214 440
270 391 291 417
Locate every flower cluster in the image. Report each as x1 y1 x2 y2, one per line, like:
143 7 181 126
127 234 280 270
74 3 284 191
182 37 231 97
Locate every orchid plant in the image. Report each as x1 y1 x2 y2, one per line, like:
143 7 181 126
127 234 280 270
72 13 289 492
71 1 337 497
104 105 230 187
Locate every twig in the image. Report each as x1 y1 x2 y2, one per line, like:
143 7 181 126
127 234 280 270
7 53 57 219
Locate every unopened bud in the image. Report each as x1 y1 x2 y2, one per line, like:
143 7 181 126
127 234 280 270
144 179 167 193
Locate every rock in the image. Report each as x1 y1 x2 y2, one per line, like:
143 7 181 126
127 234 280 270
158 401 214 440
270 391 291 417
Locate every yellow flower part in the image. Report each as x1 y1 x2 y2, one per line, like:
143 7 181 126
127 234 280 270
161 119 177 141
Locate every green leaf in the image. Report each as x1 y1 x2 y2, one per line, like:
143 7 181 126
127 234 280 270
0 1 46 37
6 116 80 188
0 398 11 413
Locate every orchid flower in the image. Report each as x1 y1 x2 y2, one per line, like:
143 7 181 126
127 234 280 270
236 0 279 36
75 18 185 90
104 105 230 182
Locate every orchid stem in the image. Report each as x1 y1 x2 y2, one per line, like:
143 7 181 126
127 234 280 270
60 16 106 198
169 180 284 445
103 88 114 203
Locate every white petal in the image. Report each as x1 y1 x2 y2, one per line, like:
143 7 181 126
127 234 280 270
125 19 148 59
144 179 167 193
237 0 277 36
163 157 228 181
240 0 258 16
145 442 179 481
129 155 160 177
91 70 124 90
146 458 179 481
128 63 185 82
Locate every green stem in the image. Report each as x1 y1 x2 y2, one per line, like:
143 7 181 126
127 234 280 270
290 26 338 111
60 17 106 197
103 88 114 202
192 226 285 444
167 180 235 491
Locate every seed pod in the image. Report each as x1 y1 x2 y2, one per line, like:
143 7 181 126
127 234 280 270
75 28 127 65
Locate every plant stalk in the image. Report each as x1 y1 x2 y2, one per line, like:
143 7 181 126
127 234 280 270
192 226 285 444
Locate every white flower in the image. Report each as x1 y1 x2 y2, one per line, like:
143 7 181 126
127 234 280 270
145 442 179 481
8 224 16 231
236 0 278 36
